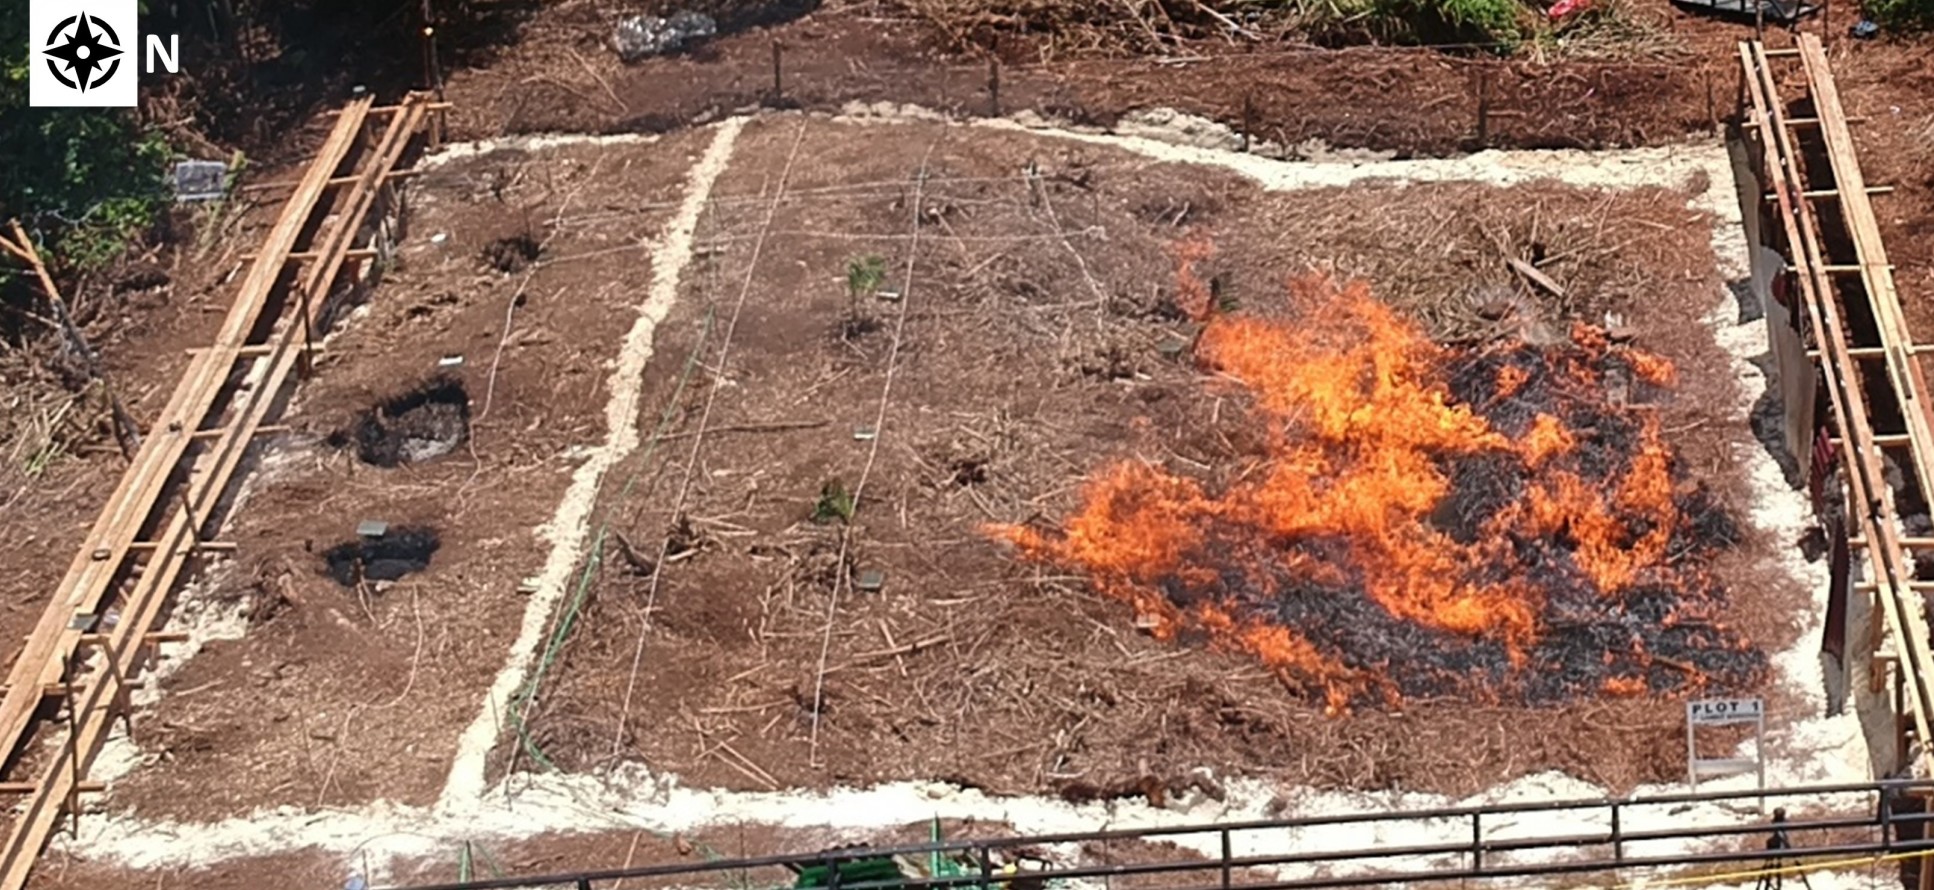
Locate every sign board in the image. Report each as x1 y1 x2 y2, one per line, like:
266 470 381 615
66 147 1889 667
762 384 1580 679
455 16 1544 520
1686 697 1767 812
1687 697 1765 726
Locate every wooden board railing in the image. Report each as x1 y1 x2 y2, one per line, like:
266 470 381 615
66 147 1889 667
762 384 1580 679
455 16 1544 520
0 92 436 890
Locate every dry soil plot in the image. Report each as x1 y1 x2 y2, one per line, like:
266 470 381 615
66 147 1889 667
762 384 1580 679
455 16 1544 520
515 115 1800 802
91 127 722 821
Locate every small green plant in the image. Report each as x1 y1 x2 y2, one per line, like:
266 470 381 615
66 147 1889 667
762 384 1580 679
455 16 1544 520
813 478 856 524
842 254 888 340
847 254 887 299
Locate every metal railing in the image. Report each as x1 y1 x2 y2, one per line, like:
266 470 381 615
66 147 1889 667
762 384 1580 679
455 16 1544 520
388 779 1934 890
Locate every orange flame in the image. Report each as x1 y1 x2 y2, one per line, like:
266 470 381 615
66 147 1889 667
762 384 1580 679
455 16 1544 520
991 242 1758 708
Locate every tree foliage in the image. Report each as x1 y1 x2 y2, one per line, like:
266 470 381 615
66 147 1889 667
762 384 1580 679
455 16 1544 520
0 11 170 269
1867 0 1934 28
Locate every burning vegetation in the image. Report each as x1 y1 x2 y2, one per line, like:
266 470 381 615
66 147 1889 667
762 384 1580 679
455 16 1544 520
995 242 1765 713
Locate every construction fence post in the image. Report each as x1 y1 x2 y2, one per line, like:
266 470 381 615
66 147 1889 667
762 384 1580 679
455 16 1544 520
771 40 783 104
1611 801 1624 863
1220 827 1233 889
1471 811 1484 875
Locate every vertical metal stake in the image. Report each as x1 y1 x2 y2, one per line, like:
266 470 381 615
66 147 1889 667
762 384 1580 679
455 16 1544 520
1471 812 1483 874
771 41 783 103
1756 708 1768 814
1611 802 1624 863
1687 703 1700 788
1241 94 1255 153
1881 787 1895 851
1474 70 1492 149
1220 828 1233 890
980 844 994 890
62 655 81 837
988 55 1001 118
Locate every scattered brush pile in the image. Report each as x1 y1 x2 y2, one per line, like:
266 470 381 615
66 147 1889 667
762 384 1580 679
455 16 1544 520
994 247 1764 713
884 0 1681 60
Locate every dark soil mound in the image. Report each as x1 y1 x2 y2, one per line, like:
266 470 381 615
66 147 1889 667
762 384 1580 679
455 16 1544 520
322 526 441 587
332 377 471 467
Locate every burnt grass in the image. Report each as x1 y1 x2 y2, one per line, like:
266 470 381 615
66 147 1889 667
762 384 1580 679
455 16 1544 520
1220 339 1758 706
330 377 472 467
525 120 1785 799
322 526 441 587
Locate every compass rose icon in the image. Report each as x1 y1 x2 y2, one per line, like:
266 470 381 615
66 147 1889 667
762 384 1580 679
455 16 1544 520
43 13 126 93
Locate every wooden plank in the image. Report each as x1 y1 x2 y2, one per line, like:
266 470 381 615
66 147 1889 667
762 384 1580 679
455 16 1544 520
0 782 102 794
0 94 431 890
1796 34 1934 774
0 97 376 776
1738 40 1934 767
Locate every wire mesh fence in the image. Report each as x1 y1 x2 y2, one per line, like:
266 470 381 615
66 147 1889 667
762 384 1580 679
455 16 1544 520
388 780 1934 890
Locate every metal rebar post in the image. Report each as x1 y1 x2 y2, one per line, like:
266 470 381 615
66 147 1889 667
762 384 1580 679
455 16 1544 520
1221 828 1233 889
1471 812 1484 874
988 55 1001 118
1611 802 1624 863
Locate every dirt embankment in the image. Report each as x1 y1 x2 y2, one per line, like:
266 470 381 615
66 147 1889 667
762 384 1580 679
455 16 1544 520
442 8 1723 155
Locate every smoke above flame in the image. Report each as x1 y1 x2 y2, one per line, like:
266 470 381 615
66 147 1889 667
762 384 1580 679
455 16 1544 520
993 240 1763 712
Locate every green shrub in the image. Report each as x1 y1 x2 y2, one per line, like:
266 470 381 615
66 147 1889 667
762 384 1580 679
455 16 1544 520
0 13 170 269
1867 0 1934 28
1242 0 1531 45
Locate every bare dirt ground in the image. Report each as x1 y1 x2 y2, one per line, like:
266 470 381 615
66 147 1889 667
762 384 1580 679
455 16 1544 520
500 115 1792 805
29 848 350 890
91 127 718 821
2 2 1926 886
438 3 1723 154
0 125 340 660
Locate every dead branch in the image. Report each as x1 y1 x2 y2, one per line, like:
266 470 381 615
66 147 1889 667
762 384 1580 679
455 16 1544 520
1 220 141 459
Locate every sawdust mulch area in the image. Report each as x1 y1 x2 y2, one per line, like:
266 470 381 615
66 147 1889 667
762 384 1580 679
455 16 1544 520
515 114 1803 803
96 127 718 822
27 848 348 890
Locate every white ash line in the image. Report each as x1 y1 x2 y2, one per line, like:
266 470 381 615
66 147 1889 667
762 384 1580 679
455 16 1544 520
440 117 747 806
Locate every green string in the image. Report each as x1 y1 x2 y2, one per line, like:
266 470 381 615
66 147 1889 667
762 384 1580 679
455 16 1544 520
509 306 716 771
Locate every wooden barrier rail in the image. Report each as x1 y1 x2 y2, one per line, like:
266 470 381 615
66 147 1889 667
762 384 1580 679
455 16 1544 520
0 92 436 890
1740 35 1934 781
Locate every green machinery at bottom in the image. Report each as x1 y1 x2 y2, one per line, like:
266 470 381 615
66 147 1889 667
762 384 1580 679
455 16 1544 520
788 819 1048 890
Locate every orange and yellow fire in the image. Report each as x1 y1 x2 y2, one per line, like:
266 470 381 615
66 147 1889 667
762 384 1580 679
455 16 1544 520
993 239 1760 711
